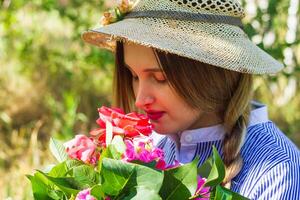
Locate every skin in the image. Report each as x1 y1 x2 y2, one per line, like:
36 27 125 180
123 42 222 135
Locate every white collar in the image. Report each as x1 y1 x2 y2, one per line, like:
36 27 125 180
248 100 269 126
179 101 269 144
179 124 225 144
151 101 269 145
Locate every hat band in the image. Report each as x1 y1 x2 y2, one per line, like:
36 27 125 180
124 10 243 29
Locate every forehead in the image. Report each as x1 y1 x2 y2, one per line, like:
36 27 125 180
123 43 159 69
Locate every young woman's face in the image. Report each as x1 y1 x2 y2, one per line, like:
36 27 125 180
123 43 219 134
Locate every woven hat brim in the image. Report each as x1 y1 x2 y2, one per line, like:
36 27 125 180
82 18 283 74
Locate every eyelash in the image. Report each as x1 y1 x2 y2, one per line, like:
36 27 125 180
155 77 167 83
132 75 166 83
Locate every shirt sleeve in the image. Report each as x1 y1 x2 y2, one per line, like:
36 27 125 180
251 161 300 200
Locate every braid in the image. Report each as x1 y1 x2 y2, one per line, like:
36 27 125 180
222 74 253 187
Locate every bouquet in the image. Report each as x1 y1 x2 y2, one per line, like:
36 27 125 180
27 106 249 200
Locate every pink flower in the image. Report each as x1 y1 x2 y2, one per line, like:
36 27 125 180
151 148 164 159
138 148 154 162
64 135 99 164
195 176 210 200
122 137 164 163
90 106 153 147
75 188 96 200
124 140 136 161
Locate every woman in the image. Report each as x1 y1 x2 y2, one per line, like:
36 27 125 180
82 0 300 199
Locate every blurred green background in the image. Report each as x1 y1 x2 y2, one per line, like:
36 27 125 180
0 0 299 199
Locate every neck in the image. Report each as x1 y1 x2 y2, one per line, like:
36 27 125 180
188 112 223 130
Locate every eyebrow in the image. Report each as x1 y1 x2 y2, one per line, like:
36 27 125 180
124 63 162 72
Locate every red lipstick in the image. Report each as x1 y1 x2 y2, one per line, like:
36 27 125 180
146 110 165 120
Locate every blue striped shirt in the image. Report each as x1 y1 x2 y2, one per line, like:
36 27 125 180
151 102 300 200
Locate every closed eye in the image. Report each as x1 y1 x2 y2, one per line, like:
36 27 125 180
154 73 167 83
124 62 167 83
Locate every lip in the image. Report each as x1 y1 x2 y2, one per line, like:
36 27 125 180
146 110 165 120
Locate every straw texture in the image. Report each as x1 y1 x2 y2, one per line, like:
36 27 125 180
82 0 284 74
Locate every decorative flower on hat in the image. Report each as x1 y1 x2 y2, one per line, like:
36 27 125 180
100 0 134 26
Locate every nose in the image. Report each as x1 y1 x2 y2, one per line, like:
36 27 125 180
134 84 155 109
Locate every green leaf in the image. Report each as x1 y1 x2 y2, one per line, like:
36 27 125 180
27 171 69 199
159 157 198 200
212 185 250 200
97 147 114 173
197 157 213 178
49 159 83 177
65 159 85 171
130 160 157 169
72 165 100 188
123 186 162 200
26 174 52 200
101 158 163 198
47 190 68 200
213 185 233 200
91 184 106 200
37 170 80 196
101 158 135 195
49 162 68 177
204 146 225 187
49 138 69 162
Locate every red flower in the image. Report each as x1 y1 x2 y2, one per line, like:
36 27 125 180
90 106 153 147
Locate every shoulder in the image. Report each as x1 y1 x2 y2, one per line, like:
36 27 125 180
243 101 299 167
233 121 300 199
252 160 300 200
242 121 300 166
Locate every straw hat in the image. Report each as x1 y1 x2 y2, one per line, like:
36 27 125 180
82 0 284 74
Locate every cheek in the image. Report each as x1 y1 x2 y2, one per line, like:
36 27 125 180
163 90 188 111
165 94 199 123
132 81 138 96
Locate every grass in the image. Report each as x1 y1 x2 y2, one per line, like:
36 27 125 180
0 120 55 200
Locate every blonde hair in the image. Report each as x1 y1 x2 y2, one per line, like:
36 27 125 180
113 41 253 186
